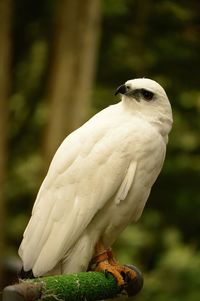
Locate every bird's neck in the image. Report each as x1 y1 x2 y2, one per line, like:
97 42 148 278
121 98 173 140
146 113 173 141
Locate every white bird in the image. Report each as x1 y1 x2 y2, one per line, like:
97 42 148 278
19 78 173 285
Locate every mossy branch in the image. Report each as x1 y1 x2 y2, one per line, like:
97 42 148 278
3 267 143 301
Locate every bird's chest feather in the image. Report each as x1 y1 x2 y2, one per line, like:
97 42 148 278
102 129 166 246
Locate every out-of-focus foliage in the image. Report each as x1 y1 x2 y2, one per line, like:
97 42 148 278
2 0 200 299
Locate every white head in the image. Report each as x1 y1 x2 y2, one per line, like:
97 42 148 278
115 78 173 137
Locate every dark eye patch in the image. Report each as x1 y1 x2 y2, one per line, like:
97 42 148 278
141 89 154 101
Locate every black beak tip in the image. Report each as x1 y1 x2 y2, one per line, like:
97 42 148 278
115 84 126 96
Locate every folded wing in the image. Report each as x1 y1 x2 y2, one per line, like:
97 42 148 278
19 117 137 276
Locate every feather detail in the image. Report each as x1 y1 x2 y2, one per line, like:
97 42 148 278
114 161 137 205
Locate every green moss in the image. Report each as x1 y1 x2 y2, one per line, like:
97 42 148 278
34 272 121 301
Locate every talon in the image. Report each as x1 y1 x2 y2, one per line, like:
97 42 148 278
118 265 137 282
108 263 137 283
104 269 110 278
89 240 138 287
96 261 125 286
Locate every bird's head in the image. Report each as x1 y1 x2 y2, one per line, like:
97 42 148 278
115 78 173 137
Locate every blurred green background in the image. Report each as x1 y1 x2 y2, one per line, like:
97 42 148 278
0 0 200 300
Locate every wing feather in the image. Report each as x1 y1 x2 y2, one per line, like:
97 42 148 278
19 106 137 276
114 161 137 204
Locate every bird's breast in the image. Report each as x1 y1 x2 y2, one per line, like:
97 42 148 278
101 131 166 247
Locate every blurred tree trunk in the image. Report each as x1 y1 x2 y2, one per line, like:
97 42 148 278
43 0 101 170
0 0 12 288
132 0 151 74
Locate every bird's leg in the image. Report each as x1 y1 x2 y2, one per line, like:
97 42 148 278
89 240 137 287
89 241 124 286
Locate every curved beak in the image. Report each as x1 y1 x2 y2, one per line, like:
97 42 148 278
115 84 127 96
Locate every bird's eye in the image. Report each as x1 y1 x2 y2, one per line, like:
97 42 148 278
141 89 154 101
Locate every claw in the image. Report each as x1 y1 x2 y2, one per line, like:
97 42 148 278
96 262 125 286
90 241 138 288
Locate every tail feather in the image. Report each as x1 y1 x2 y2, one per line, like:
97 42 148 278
20 267 35 279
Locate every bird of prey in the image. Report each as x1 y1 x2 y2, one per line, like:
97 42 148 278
19 78 173 285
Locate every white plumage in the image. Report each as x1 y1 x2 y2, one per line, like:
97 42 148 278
19 78 173 277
